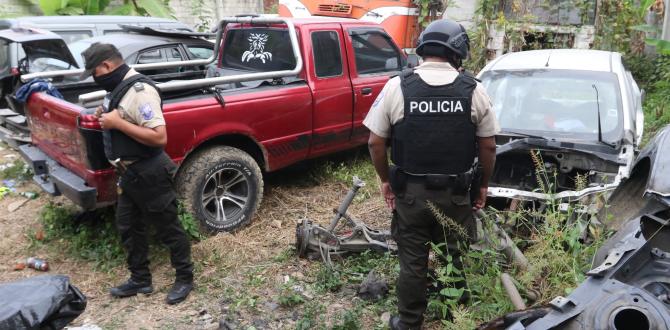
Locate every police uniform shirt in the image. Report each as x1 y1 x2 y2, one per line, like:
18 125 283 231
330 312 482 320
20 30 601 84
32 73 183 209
116 69 165 129
363 62 500 138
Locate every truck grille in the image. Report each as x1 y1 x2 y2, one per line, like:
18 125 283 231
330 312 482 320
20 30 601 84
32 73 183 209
316 3 353 17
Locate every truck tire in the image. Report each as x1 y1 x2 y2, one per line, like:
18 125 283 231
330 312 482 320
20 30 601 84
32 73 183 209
176 146 263 233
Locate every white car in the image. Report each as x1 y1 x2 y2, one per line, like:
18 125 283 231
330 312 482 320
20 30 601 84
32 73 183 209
477 49 644 205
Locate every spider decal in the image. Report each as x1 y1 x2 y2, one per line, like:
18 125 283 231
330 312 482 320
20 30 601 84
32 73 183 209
242 33 273 63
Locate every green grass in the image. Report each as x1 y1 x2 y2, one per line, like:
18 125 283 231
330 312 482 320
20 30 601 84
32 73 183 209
34 203 125 271
0 159 32 182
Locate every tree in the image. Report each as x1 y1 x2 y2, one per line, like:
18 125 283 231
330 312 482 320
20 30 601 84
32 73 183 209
28 0 174 18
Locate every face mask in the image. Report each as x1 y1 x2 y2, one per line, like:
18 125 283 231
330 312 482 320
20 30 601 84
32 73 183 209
93 64 130 92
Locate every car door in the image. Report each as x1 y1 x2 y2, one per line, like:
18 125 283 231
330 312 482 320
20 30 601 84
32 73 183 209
344 27 404 144
305 24 355 157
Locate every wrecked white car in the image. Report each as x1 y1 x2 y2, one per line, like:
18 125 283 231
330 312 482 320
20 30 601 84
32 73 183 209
478 49 644 207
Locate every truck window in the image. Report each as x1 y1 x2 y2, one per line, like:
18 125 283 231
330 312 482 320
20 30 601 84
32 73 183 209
350 31 401 75
311 31 343 78
221 28 297 72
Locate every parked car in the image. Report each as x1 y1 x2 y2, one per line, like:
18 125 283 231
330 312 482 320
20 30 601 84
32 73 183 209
477 49 643 208
0 15 193 44
0 27 79 144
0 27 214 147
19 17 406 232
67 27 214 84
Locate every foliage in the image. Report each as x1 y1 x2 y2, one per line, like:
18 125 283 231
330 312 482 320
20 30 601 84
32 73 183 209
191 0 213 32
31 0 174 17
0 159 32 182
277 280 306 307
36 203 125 270
331 306 363 330
178 201 203 241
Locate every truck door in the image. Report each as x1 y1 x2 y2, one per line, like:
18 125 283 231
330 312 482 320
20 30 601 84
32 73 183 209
306 24 355 157
344 27 404 145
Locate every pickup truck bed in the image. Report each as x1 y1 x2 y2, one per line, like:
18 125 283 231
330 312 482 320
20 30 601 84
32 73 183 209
21 17 406 232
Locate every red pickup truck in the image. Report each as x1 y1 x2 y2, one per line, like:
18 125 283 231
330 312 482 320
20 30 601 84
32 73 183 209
19 17 406 232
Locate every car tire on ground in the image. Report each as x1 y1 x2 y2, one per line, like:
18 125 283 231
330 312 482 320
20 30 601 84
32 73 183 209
176 146 263 233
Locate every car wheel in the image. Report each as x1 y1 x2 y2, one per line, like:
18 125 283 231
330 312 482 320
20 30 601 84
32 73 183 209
177 146 263 233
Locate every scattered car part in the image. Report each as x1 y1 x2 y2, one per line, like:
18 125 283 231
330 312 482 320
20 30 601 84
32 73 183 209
501 273 526 310
0 275 86 329
296 176 396 264
599 124 670 231
484 126 670 330
474 209 529 270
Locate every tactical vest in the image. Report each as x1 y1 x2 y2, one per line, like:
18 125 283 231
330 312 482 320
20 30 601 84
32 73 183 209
102 74 163 161
391 70 477 175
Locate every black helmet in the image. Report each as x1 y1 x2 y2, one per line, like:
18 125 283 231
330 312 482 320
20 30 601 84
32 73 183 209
416 19 469 60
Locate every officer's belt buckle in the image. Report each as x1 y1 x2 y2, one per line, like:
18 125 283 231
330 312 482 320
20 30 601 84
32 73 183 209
425 173 456 189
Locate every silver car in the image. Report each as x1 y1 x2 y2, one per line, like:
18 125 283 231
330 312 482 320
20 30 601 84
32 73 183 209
477 49 644 206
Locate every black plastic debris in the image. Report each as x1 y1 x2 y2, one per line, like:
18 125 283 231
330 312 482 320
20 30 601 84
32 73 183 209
0 275 86 330
357 270 389 301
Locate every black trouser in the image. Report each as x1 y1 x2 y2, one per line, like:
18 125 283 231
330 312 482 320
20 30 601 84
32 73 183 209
392 181 475 328
116 152 193 284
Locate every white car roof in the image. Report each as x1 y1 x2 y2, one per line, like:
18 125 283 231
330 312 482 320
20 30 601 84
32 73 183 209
484 49 616 72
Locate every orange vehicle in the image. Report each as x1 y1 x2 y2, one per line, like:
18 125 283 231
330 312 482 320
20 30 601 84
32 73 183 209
278 0 435 50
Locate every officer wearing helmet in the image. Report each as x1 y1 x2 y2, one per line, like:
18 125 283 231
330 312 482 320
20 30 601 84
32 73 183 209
364 19 499 329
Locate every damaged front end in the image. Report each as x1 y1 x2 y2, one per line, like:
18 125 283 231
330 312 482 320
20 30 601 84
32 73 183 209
488 134 635 211
482 125 670 330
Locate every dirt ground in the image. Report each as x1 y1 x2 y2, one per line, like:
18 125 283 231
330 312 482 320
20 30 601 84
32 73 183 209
0 144 417 330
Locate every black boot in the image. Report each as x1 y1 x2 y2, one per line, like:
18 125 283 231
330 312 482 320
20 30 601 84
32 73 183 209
389 315 419 330
166 281 193 305
110 279 153 298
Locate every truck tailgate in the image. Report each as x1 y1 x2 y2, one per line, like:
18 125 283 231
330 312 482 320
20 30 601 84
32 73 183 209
26 93 88 176
23 92 117 208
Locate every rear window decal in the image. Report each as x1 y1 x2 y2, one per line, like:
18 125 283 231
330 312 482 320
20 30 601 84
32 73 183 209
242 33 273 63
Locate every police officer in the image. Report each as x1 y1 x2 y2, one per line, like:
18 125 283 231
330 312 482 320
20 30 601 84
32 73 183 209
364 20 499 329
80 43 194 305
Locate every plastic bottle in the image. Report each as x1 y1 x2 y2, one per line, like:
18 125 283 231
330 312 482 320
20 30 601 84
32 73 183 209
26 257 49 271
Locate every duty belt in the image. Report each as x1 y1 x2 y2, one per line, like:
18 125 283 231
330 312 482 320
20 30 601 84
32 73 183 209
109 158 138 174
391 165 474 192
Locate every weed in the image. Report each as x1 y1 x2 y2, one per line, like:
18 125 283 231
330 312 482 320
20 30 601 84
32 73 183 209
272 246 296 263
331 305 363 330
278 279 306 307
295 301 326 330
36 203 125 271
0 159 32 181
177 201 202 241
315 263 344 293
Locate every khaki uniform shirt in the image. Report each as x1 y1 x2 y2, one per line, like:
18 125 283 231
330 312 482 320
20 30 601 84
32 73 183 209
116 69 165 129
363 62 500 138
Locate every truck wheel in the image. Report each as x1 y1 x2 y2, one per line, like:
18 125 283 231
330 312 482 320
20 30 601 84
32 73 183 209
177 146 263 233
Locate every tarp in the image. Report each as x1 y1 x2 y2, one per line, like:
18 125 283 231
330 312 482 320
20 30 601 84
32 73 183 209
0 275 86 330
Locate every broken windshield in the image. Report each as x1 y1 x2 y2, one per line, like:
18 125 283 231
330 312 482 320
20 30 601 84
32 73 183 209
480 69 623 145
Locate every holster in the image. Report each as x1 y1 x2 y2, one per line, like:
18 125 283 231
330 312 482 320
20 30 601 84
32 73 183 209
469 164 483 204
389 165 407 195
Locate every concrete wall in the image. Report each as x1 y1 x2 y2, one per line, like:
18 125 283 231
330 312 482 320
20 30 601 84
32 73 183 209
0 0 40 18
170 0 264 30
443 0 477 29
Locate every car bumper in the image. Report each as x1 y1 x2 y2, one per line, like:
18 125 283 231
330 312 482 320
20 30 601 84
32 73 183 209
19 144 97 210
